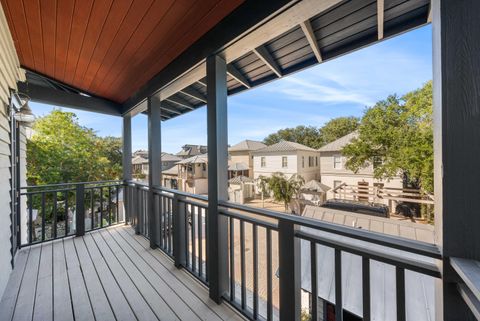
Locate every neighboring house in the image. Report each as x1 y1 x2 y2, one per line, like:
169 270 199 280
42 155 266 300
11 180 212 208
162 165 179 189
228 139 266 179
228 175 255 204
177 154 208 195
133 149 148 158
176 144 207 159
318 132 403 202
252 140 320 182
132 152 182 181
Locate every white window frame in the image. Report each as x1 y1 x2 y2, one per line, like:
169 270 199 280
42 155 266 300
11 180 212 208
261 157 266 167
333 155 342 169
282 156 288 168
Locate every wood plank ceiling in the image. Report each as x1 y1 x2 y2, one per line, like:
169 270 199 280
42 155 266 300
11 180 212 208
0 0 244 103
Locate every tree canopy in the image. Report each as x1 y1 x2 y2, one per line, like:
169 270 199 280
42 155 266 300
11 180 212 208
27 110 122 185
342 81 433 192
262 117 359 149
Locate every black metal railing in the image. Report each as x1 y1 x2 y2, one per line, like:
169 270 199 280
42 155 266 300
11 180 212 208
19 180 124 246
125 181 442 321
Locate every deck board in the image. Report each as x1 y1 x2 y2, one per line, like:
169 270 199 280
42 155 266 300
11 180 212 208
0 225 244 321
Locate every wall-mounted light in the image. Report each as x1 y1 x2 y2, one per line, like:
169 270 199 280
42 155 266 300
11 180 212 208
12 93 35 125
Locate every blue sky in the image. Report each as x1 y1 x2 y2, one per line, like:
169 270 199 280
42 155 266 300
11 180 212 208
30 25 432 154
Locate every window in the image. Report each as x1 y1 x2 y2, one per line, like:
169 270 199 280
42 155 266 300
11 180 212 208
333 155 342 169
282 156 288 168
302 156 305 168
261 157 266 167
316 156 318 167
308 156 314 167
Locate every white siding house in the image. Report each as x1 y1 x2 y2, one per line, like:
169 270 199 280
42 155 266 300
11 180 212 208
0 6 26 299
318 132 403 201
252 140 320 182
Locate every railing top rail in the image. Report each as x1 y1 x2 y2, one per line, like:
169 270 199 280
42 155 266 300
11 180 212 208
20 180 122 189
219 200 442 259
451 257 480 304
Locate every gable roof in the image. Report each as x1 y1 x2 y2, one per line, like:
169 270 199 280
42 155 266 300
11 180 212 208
229 140 266 152
177 153 208 164
252 140 317 154
318 131 358 152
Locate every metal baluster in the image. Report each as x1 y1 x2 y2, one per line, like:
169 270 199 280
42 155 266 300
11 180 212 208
28 194 32 243
185 203 190 268
65 191 69 236
311 241 318 321
169 198 173 253
253 224 258 319
267 228 272 321
108 186 112 226
230 217 235 302
116 185 119 223
53 192 57 239
396 267 406 321
335 249 343 321
100 187 104 228
240 220 246 310
191 205 196 273
362 257 371 321
41 192 46 241
91 189 94 230
198 207 203 278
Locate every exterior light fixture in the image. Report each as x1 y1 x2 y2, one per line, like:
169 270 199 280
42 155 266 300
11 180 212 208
12 93 35 125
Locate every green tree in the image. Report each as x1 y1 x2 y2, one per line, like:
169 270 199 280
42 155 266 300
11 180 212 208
319 116 359 145
256 175 270 208
27 110 122 185
342 81 433 192
267 173 305 211
263 125 323 149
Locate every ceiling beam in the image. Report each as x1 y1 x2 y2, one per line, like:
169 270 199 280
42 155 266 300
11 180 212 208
141 0 342 106
427 3 432 23
160 105 181 115
227 64 251 88
17 82 122 116
180 87 207 103
300 19 322 62
165 96 195 110
377 0 384 40
253 45 282 77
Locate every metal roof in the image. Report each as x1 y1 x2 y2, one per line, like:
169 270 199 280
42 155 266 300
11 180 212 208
301 205 435 320
229 140 266 152
228 175 254 184
177 153 208 164
318 131 358 152
252 140 318 154
228 162 250 171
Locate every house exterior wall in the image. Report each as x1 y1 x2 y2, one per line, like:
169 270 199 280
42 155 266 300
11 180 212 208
319 151 403 202
0 6 26 299
296 150 320 182
253 151 298 179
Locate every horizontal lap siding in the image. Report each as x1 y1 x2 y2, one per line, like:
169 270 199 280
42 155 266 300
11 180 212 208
0 4 25 300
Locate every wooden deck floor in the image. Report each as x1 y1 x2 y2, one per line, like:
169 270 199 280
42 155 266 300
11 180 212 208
0 225 244 321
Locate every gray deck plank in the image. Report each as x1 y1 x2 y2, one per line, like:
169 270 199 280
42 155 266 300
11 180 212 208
98 229 183 320
0 247 30 321
12 244 41 321
63 237 95 321
52 239 74 321
88 232 160 321
81 234 137 321
33 242 53 321
108 228 213 321
119 226 243 321
73 236 117 321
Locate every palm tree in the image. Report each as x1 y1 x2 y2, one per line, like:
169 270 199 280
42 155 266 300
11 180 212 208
268 172 304 212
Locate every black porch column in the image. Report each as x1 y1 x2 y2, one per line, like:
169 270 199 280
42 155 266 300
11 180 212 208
433 0 480 320
207 54 229 303
122 114 132 224
148 96 162 249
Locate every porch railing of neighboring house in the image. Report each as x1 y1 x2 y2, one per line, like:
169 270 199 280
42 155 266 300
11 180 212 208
18 180 124 246
125 181 443 321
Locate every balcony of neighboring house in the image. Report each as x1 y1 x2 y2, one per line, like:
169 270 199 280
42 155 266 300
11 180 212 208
1 1 480 321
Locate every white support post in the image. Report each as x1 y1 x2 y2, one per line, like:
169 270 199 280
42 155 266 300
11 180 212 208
122 114 132 224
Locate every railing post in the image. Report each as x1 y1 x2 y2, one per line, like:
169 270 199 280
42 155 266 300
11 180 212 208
278 220 301 321
75 184 85 237
135 185 140 235
173 193 186 267
122 114 132 225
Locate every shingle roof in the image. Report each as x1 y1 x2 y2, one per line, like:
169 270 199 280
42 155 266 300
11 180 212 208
318 131 358 152
229 140 266 152
132 155 148 164
252 140 317 154
177 153 208 164
162 166 178 175
161 152 182 162
228 162 249 171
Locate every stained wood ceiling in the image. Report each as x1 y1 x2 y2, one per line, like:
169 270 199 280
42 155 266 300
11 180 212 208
1 0 244 103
